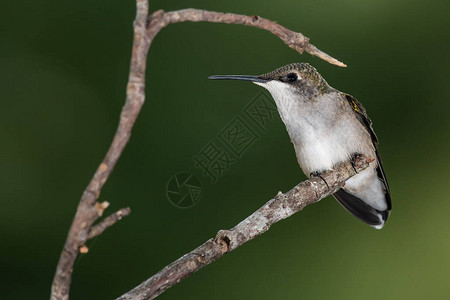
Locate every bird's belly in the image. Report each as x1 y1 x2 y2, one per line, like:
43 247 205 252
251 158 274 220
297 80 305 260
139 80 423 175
290 125 375 176
280 102 376 176
288 126 386 211
294 137 351 175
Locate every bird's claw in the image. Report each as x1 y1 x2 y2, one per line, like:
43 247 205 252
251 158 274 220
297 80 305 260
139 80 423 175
310 171 329 189
350 153 362 174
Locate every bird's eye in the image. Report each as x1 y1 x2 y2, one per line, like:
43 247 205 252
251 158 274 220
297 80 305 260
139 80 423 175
286 73 298 83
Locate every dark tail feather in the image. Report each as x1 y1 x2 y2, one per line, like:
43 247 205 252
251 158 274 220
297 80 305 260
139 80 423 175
333 189 389 229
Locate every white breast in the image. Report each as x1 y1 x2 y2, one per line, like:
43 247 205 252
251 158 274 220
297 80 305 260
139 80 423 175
254 80 387 212
255 81 375 175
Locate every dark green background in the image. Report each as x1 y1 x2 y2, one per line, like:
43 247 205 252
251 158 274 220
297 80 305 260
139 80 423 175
1 0 449 299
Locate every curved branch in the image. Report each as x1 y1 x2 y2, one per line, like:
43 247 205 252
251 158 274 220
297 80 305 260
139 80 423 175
116 156 372 300
51 2 347 300
149 9 346 67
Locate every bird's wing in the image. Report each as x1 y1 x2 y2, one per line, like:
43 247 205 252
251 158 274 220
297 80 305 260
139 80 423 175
342 93 391 210
343 94 378 144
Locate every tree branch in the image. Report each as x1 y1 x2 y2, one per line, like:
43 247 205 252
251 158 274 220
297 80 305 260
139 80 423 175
50 1 150 299
149 8 346 67
88 207 131 240
116 155 373 300
51 1 347 299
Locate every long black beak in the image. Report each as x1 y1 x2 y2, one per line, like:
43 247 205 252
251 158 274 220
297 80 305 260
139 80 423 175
208 75 269 83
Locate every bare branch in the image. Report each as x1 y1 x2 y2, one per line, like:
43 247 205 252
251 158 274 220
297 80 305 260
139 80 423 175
117 155 373 300
304 44 347 68
51 2 347 299
50 1 150 299
149 8 346 67
88 208 131 240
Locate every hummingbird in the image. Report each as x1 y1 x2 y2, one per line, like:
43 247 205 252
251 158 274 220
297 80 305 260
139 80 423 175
209 63 391 229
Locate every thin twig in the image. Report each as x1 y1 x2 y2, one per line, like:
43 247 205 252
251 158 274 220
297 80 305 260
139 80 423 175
51 2 347 299
116 156 373 300
88 208 131 240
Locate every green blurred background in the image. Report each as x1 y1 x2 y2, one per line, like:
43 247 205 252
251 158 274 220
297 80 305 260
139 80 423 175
1 0 449 299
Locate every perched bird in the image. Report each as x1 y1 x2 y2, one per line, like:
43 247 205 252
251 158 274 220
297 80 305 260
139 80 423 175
209 63 391 229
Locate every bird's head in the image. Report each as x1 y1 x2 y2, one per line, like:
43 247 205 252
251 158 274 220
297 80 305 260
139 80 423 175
209 63 332 101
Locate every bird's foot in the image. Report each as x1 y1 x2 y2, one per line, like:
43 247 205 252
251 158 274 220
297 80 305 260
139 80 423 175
310 171 329 189
350 153 362 174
